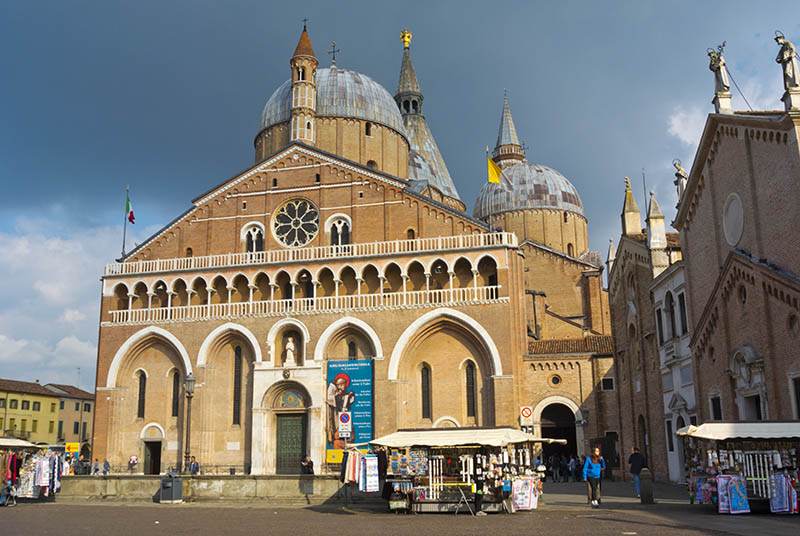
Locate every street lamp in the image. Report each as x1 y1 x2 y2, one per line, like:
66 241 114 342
183 373 196 474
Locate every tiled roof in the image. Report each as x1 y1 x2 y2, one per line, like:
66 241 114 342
527 336 613 355
292 28 315 57
495 93 521 148
0 378 59 397
44 383 95 400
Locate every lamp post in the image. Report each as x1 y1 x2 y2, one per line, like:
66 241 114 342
183 373 196 474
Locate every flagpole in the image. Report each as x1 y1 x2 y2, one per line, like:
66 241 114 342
122 184 129 257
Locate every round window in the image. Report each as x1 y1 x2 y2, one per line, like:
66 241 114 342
723 193 744 246
789 314 800 337
549 374 562 387
273 198 319 247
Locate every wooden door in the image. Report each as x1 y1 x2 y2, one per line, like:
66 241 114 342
276 414 306 474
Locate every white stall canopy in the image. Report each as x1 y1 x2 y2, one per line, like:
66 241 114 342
369 427 567 448
676 421 800 441
0 437 39 449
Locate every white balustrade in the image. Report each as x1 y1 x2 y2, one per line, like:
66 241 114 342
105 232 518 276
106 285 505 324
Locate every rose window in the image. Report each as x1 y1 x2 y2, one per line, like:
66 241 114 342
273 199 319 247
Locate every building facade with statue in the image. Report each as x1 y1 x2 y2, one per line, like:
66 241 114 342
92 27 616 475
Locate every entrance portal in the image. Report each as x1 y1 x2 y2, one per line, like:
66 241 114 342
540 403 577 459
276 414 307 474
144 441 162 475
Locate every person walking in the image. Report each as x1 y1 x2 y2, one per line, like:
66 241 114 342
103 459 110 476
189 456 200 475
583 447 606 508
552 454 560 483
568 455 577 482
628 447 647 498
560 456 569 482
92 459 100 475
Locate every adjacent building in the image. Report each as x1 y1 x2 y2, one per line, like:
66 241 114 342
673 67 800 424
607 181 682 481
1 379 61 444
92 27 618 475
44 383 96 457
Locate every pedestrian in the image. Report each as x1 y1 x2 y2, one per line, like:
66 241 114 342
568 455 577 482
560 456 568 482
628 447 647 498
300 455 314 474
189 456 200 475
92 459 100 475
552 454 560 482
583 447 606 508
103 459 110 476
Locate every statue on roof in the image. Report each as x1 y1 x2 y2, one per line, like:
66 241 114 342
775 32 800 90
401 29 412 49
673 160 688 199
708 44 730 94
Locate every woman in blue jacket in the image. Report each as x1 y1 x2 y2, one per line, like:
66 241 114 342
582 447 606 507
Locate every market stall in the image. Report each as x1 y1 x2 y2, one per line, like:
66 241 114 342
370 427 565 514
677 422 800 514
1 438 68 504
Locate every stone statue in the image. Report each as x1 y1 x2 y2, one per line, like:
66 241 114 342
673 160 688 199
708 47 731 93
285 336 296 364
775 32 800 90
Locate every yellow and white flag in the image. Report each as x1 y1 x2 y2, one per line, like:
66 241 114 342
487 157 512 191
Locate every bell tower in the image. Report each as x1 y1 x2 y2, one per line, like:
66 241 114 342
290 23 317 144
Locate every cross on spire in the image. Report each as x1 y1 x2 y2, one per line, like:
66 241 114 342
327 41 341 65
302 17 309 30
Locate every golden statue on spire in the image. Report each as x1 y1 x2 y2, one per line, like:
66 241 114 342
401 29 412 49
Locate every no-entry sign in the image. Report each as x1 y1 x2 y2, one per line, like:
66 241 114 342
520 406 533 426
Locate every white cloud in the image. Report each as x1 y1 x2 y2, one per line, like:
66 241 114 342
60 309 87 323
0 216 157 388
667 106 706 148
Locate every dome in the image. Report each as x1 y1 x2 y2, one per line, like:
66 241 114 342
473 162 584 220
259 67 405 135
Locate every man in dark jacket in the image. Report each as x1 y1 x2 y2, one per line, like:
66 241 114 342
628 447 647 497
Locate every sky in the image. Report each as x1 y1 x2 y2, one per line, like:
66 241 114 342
1 1 798 390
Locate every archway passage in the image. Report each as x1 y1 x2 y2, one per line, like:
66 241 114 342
540 403 577 459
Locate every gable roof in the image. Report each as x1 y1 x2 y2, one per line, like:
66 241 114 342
121 142 488 262
0 378 59 397
44 383 95 400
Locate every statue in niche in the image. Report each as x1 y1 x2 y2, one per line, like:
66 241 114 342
708 44 730 94
775 32 800 90
285 336 296 365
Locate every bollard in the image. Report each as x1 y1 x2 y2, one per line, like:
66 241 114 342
639 468 654 504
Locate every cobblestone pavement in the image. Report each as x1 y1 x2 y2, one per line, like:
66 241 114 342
4 480 798 535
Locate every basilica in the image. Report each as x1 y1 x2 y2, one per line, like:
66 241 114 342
92 27 617 475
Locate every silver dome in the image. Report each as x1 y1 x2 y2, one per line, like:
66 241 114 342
473 163 584 220
259 67 405 135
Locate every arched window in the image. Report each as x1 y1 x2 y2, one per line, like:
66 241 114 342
366 160 378 170
465 362 476 418
171 371 180 418
137 372 146 419
330 218 350 246
412 100 418 113
567 243 574 257
407 229 415 240
365 122 372 136
564 212 568 223
421 364 432 420
185 247 193 258
233 346 242 425
665 292 676 339
297 67 305 81
244 226 264 253
348 341 357 360
403 100 410 113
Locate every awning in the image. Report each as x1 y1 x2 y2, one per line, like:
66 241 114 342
0 437 40 449
676 421 800 441
369 427 567 448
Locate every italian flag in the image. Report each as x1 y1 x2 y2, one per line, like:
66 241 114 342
126 193 135 224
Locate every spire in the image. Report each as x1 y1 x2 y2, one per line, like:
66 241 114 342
293 25 315 58
606 238 616 275
646 190 668 276
496 90 521 148
621 177 641 236
395 29 423 113
491 91 526 168
647 190 664 219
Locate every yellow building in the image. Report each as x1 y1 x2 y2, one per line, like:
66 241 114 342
0 378 61 444
44 383 95 457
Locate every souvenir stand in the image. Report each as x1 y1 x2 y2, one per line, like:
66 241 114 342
677 422 800 514
0 438 67 503
370 427 565 514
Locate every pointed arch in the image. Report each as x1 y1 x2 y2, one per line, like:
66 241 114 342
105 326 192 388
388 308 502 380
196 322 263 366
266 318 311 365
314 316 383 362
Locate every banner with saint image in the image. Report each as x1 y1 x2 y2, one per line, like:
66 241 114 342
326 359 373 463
